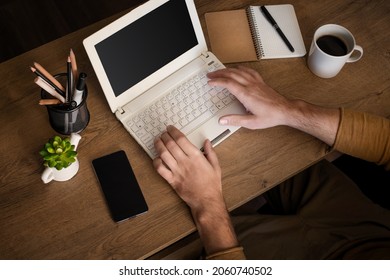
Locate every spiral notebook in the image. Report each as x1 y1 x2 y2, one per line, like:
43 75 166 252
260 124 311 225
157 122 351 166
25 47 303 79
205 4 306 63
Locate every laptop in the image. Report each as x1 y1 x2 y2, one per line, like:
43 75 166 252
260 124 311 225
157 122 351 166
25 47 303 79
83 0 246 158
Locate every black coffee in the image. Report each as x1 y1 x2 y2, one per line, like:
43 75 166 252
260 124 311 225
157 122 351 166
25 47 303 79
316 35 348 56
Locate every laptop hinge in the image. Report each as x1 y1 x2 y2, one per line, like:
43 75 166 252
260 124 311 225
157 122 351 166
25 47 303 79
201 52 210 58
117 106 125 114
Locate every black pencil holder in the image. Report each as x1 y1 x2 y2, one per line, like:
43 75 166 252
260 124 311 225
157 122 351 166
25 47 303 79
41 73 90 135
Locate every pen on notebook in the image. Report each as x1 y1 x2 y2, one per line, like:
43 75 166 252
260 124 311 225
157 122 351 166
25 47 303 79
260 5 295 52
30 66 66 96
34 77 66 103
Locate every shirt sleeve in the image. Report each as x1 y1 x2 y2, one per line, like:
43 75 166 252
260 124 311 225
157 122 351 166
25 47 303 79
206 247 246 260
333 108 390 170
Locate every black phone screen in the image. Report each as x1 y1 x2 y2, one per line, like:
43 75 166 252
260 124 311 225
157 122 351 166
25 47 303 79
92 150 148 222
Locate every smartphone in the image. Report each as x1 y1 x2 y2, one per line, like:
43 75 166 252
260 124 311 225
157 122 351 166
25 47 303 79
92 150 148 222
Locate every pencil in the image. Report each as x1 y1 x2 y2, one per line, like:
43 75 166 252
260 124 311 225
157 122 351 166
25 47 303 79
66 56 72 103
33 62 65 92
39 99 62 105
34 77 66 103
69 48 78 81
30 66 65 96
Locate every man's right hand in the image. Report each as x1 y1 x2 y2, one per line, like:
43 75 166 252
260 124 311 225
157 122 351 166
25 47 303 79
207 66 292 130
208 66 340 146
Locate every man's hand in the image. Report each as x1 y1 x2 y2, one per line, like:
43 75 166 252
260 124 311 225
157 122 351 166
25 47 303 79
207 66 292 130
208 66 340 146
153 125 223 212
153 125 239 255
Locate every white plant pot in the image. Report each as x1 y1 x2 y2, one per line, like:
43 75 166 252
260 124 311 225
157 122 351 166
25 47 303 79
40 133 82 184
41 159 79 183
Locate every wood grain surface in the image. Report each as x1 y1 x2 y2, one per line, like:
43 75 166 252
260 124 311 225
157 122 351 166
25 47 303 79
0 0 389 259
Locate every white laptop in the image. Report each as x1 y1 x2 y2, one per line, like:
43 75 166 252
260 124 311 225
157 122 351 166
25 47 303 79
83 0 246 158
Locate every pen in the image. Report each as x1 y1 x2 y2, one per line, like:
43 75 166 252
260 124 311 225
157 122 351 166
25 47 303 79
260 5 295 52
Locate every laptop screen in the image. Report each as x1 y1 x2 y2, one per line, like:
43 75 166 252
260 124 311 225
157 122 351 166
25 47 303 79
95 0 198 97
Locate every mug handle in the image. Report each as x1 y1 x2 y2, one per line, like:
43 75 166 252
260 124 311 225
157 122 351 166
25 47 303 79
41 167 54 184
347 45 363 63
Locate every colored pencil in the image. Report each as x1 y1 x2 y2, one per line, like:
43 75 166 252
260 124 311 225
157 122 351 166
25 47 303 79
69 48 78 81
66 56 72 103
30 66 65 96
39 99 62 105
32 62 65 92
34 77 65 103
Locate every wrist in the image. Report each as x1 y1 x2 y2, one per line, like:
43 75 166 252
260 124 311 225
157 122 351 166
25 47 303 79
282 99 340 146
281 99 308 128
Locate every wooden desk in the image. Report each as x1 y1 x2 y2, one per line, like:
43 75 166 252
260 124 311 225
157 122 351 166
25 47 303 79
0 0 389 259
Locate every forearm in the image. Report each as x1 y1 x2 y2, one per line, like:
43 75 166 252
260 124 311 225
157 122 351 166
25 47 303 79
191 199 239 256
284 99 340 146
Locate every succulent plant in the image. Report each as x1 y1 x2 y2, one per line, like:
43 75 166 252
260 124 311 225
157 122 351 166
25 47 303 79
39 135 77 170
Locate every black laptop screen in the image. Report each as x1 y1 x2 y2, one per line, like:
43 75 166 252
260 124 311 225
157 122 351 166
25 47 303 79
95 0 198 97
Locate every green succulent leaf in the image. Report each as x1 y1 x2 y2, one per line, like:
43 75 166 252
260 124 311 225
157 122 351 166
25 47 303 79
66 151 77 157
43 154 57 161
62 156 76 163
54 136 62 143
55 162 64 170
40 135 78 170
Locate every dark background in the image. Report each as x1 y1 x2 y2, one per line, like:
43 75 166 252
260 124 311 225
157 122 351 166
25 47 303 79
0 0 145 63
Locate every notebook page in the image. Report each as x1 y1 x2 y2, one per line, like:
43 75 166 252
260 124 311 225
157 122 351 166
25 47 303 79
249 4 306 59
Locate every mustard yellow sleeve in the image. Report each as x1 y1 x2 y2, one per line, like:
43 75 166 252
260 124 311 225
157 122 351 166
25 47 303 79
333 108 390 170
206 247 246 260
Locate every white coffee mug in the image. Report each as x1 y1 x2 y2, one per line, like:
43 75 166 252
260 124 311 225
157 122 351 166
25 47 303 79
307 24 363 78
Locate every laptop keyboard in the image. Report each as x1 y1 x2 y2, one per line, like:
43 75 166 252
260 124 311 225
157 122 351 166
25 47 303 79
124 63 236 157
